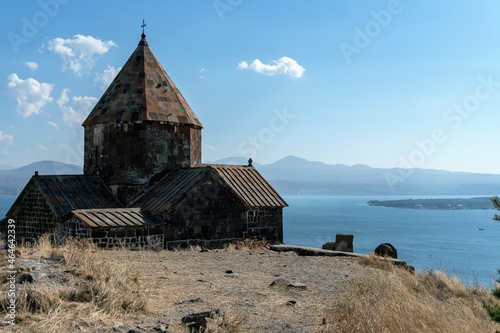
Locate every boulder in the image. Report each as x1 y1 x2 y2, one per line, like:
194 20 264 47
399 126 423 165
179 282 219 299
374 243 398 259
321 242 336 250
18 273 34 284
182 310 219 332
270 278 290 288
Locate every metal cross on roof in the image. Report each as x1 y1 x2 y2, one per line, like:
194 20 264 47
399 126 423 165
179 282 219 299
141 19 146 38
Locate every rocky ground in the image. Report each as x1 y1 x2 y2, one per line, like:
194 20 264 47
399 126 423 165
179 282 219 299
2 245 374 333
122 248 367 333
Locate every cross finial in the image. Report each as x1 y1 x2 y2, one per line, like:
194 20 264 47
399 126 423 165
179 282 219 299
141 19 146 38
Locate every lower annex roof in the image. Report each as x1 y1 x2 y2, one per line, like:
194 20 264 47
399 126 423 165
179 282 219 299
67 208 163 228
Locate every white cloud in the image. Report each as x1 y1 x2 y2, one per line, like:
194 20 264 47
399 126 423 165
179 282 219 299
38 144 48 151
47 121 59 130
48 34 116 75
204 143 217 151
199 68 206 79
94 65 121 89
6 73 54 117
25 61 39 71
0 131 14 154
237 61 249 70
57 89 97 126
237 56 305 78
0 131 14 145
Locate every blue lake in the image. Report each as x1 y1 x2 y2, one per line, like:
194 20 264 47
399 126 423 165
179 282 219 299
1 194 499 286
0 196 15 218
283 195 500 286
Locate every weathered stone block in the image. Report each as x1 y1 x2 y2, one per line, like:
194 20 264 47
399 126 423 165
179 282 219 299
335 234 354 252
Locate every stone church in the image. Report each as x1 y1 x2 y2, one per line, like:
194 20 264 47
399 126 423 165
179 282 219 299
2 31 287 250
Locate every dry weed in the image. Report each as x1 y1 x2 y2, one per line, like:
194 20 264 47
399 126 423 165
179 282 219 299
170 243 203 252
224 239 270 252
357 253 397 271
188 244 203 252
16 286 62 313
31 233 55 258
324 267 500 333
0 234 148 332
61 238 148 315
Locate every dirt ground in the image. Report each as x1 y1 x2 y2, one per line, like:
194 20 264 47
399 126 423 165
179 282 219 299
1 244 382 333
4 244 499 333
99 247 368 333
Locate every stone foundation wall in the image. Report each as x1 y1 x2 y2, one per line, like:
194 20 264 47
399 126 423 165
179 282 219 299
92 227 163 250
8 183 59 243
62 217 163 250
165 238 242 250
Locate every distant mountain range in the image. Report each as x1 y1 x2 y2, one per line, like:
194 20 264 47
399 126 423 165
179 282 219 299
212 156 500 196
0 161 82 196
1 156 500 197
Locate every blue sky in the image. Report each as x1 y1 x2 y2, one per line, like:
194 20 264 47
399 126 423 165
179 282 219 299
1 1 500 174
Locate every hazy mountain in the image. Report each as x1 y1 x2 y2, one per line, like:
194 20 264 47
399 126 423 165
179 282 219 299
1 157 500 197
254 156 500 195
0 164 15 171
0 161 82 196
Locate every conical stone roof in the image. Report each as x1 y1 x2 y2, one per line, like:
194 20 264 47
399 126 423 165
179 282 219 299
83 35 202 127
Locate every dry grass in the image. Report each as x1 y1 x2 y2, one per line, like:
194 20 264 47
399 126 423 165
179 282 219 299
223 239 270 252
357 253 398 271
171 238 271 252
323 262 500 333
2 236 499 332
0 235 148 332
63 238 147 314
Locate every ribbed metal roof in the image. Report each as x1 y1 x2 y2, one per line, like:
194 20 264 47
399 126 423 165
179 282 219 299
133 165 287 214
210 165 288 208
7 175 122 218
82 35 202 128
69 208 163 228
133 167 211 213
